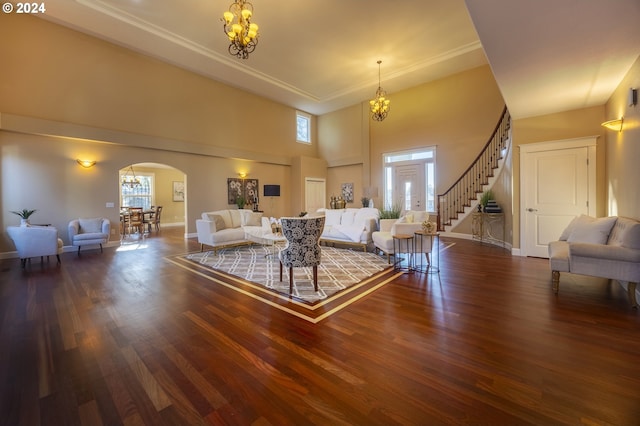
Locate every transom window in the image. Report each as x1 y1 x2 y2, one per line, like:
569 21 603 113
296 111 311 144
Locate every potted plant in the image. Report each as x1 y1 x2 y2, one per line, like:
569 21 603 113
480 190 494 212
235 195 246 209
378 201 401 220
11 209 37 226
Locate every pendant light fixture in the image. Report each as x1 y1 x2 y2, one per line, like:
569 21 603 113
222 0 259 59
370 60 391 121
122 165 141 188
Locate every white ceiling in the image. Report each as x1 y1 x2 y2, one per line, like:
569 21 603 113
38 0 640 119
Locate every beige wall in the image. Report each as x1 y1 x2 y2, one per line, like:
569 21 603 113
132 166 186 225
0 14 315 252
1 14 317 160
511 106 607 248
0 130 292 250
290 156 327 216
3 13 637 256
605 56 640 218
319 66 506 212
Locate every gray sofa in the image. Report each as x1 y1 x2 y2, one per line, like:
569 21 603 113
548 215 640 308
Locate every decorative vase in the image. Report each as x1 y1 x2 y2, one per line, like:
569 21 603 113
422 220 434 234
20 218 30 227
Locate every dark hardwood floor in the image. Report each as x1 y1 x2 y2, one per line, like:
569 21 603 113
1 227 639 425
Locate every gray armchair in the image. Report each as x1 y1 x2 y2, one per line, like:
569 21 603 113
279 216 325 293
7 226 64 268
68 218 110 255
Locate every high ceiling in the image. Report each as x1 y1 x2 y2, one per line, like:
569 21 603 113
38 0 640 119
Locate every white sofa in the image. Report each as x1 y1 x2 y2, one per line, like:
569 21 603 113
196 209 263 254
548 215 640 308
372 210 434 262
317 208 380 251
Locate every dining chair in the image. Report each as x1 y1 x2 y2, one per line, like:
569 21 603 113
144 206 163 232
278 216 325 293
120 207 131 236
128 207 144 234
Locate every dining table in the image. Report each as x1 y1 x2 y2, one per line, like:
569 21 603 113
120 207 155 236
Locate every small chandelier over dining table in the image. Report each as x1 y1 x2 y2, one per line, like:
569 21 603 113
122 165 141 188
221 0 259 60
370 60 391 122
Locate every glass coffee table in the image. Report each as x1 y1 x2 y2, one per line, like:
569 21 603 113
245 230 287 258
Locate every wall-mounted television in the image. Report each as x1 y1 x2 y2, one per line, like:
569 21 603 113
264 184 280 197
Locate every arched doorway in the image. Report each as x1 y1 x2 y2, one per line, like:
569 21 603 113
119 162 187 235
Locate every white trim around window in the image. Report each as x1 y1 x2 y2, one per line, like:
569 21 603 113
296 111 312 144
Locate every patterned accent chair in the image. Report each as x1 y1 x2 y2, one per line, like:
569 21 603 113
279 216 325 293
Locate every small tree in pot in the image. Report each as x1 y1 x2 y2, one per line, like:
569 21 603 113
11 209 37 226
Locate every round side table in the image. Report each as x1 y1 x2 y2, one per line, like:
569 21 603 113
414 231 440 273
392 234 414 273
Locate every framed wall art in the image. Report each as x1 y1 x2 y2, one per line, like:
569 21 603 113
227 178 243 204
173 181 185 202
341 182 354 203
227 178 260 205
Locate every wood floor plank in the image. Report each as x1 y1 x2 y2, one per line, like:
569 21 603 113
1 227 639 425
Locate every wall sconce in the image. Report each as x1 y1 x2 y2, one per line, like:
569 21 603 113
76 159 96 168
601 117 624 132
238 172 247 178
629 88 637 107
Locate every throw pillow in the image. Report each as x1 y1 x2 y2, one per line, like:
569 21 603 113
208 214 226 231
79 218 102 233
559 215 584 241
325 209 343 226
340 210 357 227
567 216 617 244
243 212 262 227
608 217 640 249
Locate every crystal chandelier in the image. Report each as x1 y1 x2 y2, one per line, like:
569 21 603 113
222 0 259 60
370 60 391 121
122 165 141 188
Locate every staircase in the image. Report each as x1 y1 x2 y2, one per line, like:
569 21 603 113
436 106 511 231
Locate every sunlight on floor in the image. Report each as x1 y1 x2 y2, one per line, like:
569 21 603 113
116 240 149 251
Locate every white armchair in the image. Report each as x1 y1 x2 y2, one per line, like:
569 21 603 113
7 226 64 268
372 211 434 263
68 218 110 255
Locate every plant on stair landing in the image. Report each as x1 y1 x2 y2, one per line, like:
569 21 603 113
480 190 494 211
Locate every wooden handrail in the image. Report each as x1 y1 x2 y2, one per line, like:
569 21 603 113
436 107 511 231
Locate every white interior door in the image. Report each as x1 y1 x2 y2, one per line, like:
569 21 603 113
305 178 326 214
521 137 596 257
394 164 425 211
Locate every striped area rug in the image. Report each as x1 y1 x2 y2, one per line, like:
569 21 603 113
183 245 391 303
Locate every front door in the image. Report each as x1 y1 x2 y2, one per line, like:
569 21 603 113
394 164 425 211
521 137 596 257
